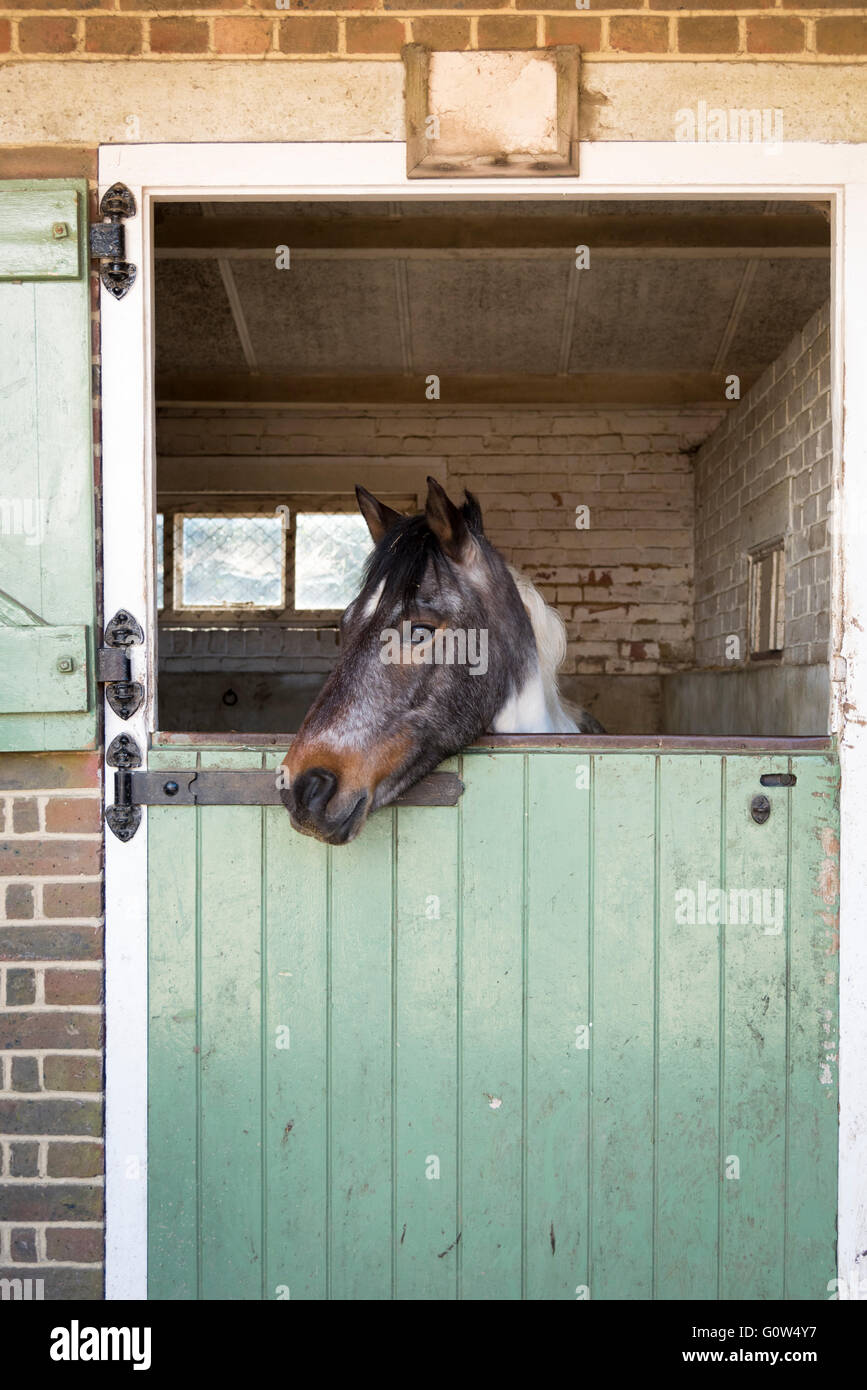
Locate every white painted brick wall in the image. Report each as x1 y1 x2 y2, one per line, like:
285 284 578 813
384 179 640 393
694 302 832 670
158 407 724 678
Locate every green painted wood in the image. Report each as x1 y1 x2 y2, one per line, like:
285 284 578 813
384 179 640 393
0 625 88 712
590 754 657 1300
655 755 722 1299
328 808 394 1301
394 759 459 1300
262 751 329 1302
147 747 838 1301
459 751 525 1300
721 755 789 1300
0 180 95 751
147 750 199 1300
197 751 264 1300
784 753 840 1299
0 188 80 279
0 586 44 626
525 751 591 1300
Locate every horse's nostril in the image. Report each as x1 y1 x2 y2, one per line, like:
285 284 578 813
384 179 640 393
294 767 337 816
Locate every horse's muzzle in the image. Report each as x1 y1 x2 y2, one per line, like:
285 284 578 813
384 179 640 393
280 765 370 845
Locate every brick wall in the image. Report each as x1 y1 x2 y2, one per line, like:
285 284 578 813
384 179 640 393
693 300 831 670
158 405 724 688
0 756 104 1299
1 4 866 63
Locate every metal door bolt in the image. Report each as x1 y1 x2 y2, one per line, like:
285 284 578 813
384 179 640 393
56 656 75 673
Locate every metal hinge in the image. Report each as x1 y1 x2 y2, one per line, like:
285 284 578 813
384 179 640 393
97 609 144 720
104 761 464 842
105 733 143 842
89 183 137 300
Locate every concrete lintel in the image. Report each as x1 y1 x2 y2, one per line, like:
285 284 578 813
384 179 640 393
0 60 865 148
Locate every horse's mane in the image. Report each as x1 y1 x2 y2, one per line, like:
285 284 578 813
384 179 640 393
508 567 596 734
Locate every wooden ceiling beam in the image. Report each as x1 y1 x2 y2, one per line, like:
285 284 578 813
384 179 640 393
156 371 756 408
153 212 829 260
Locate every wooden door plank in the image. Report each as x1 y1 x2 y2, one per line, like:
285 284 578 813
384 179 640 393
590 753 656 1300
147 751 199 1299
785 753 839 1299
197 750 264 1299
655 755 722 1299
720 755 789 1300
458 751 525 1301
394 761 460 1300
525 751 591 1300
263 751 329 1302
0 626 88 713
328 810 394 1301
0 184 95 750
0 188 80 278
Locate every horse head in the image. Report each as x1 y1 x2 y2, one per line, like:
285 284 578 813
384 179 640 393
280 477 601 844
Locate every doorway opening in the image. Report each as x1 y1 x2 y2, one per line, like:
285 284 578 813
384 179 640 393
151 198 831 737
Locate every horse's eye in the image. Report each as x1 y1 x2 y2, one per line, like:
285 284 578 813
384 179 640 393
409 623 437 644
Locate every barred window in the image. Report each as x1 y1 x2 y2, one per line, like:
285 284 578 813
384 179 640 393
294 513 373 611
178 514 284 609
154 495 411 621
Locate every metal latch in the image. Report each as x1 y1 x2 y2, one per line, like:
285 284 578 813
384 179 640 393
105 757 464 842
132 769 464 809
98 609 144 720
90 183 137 300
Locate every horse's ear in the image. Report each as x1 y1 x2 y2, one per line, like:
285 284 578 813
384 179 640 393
355 485 403 544
425 477 474 563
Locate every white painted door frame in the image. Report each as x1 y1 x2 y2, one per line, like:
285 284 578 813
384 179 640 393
100 139 867 1301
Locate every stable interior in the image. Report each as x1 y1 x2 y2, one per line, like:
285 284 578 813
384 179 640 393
152 198 832 737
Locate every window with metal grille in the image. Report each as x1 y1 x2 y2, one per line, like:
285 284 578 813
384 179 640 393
748 539 785 660
179 513 285 609
155 496 412 620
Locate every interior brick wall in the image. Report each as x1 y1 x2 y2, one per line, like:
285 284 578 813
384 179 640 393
157 404 724 681
1 4 866 63
694 300 831 669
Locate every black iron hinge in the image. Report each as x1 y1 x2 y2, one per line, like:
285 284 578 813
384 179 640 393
89 183 137 300
97 609 144 721
105 733 143 843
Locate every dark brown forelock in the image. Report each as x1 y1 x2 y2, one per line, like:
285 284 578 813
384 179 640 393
359 494 484 619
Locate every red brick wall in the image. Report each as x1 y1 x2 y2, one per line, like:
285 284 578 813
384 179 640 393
0 755 104 1301
0 3 865 62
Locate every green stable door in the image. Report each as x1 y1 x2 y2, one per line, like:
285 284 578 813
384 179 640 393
147 744 839 1300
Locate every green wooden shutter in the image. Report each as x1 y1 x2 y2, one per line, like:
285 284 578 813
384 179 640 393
0 179 96 751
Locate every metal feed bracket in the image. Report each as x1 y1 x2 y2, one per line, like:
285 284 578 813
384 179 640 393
105 758 464 842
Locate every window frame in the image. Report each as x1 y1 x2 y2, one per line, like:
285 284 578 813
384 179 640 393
747 536 786 663
100 138 866 1304
156 491 415 624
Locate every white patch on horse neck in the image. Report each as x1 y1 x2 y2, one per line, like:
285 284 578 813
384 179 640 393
491 567 581 734
492 667 552 733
